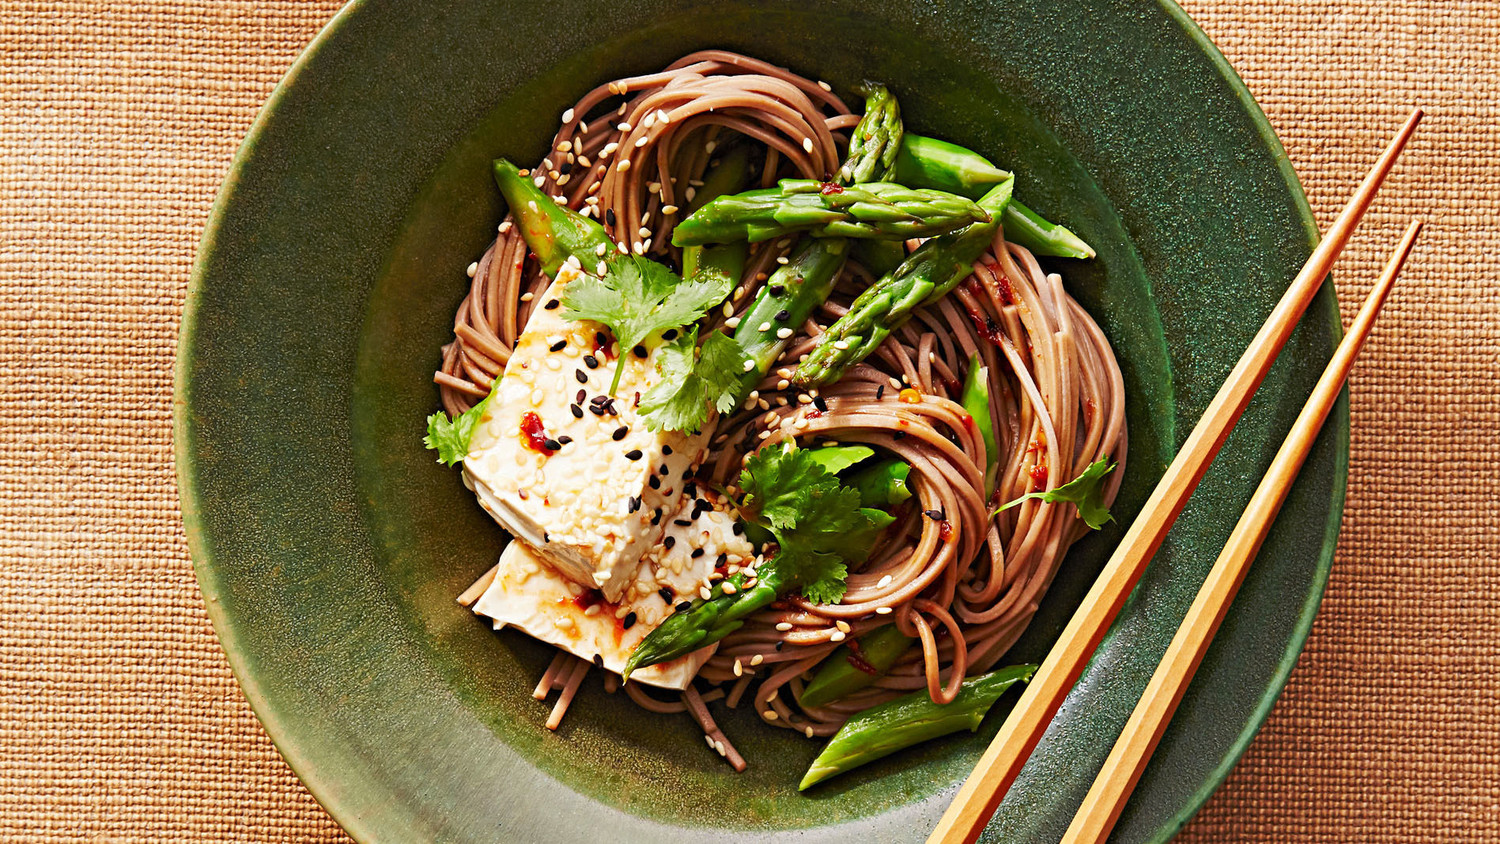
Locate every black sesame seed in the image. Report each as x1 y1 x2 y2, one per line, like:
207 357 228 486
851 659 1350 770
648 475 661 490
559 162 573 175
716 553 727 566
542 438 561 451
691 548 704 559
549 340 567 352
661 328 678 341
632 344 647 358
627 496 641 512
923 508 946 521
592 653 604 667
576 389 587 404
574 369 589 384
652 508 663 525
774 309 789 322
624 449 643 461
583 354 599 369
612 426 628 441
621 612 637 630
674 519 692 527
658 463 670 476
774 640 785 651
588 404 605 416
659 587 674 603
683 482 697 498
570 404 583 418
662 536 677 550
556 435 573 445
769 284 784 296
893 430 906 440
732 523 744 535
676 600 693 613
876 384 886 400
813 396 828 412
544 299 560 310
662 444 673 455
605 208 617 226
595 331 608 347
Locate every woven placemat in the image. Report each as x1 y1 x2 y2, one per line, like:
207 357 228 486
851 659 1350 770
0 1 1494 840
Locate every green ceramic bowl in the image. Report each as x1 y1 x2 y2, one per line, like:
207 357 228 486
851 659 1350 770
177 0 1345 840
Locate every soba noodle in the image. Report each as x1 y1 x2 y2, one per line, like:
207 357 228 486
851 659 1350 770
438 51 1126 764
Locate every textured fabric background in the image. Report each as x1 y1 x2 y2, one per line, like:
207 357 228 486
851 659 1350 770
1 0 1494 840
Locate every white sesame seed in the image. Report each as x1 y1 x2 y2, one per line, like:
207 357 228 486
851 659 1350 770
556 140 572 152
616 159 631 172
805 726 816 738
775 622 793 631
705 734 715 748
617 241 628 254
757 322 771 332
602 141 619 155
776 256 790 265
561 107 575 122
635 136 649 148
802 137 814 153
656 109 671 124
527 200 538 212
758 399 770 410
750 654 764 666
685 186 697 201
733 658 743 677
633 241 645 254
764 710 779 721
818 80 832 91
743 359 756 372
833 339 849 350
556 173 571 186
722 582 737 595
704 141 716 154
877 574 893 588
533 175 546 188
520 292 534 302
596 261 608 276
724 316 741 329
466 261 478 278
776 328 793 340
835 620 851 633
830 630 847 642
643 112 656 128
662 204 679 215
499 220 512 233
596 242 608 256
875 606 893 615
722 301 735 317
552 194 567 205
578 120 589 134
617 122 632 132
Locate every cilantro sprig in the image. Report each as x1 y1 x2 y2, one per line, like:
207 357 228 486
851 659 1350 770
737 443 887 604
638 327 745 434
560 254 733 394
994 459 1116 530
424 380 500 467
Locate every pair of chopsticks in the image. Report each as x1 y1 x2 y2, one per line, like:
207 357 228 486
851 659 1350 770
929 108 1425 844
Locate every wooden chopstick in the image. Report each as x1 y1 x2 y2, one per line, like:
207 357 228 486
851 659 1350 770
927 107 1423 844
1062 217 1423 844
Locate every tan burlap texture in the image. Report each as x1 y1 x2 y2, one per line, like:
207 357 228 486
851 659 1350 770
1 1 1495 840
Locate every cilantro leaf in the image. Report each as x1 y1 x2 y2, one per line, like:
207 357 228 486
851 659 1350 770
995 459 1116 530
559 255 733 394
738 443 872 604
638 328 745 434
423 381 500 467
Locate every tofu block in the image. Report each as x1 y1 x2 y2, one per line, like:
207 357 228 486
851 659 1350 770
463 264 710 602
466 490 754 691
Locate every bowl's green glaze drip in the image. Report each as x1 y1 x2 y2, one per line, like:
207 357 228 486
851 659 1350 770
177 0 1344 841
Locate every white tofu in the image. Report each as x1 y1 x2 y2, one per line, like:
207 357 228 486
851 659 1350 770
466 492 754 691
463 264 711 602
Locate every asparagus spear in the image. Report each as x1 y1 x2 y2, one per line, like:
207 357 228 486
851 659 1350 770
793 178 1015 388
622 567 784 680
680 145 754 292
895 133 1096 260
847 458 911 508
729 237 849 401
797 623 916 709
960 352 999 496
799 664 1037 789
838 83 903 184
671 180 989 246
492 159 612 277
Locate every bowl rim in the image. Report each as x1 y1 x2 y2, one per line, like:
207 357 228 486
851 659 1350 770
174 0 1348 839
